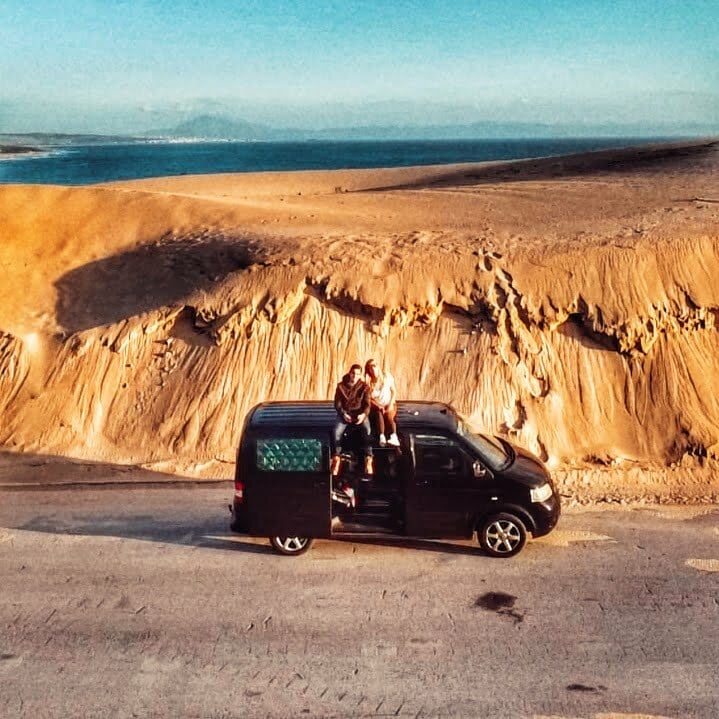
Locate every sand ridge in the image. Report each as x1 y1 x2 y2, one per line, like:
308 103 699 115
1 139 718 499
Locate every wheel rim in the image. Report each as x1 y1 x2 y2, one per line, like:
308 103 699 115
277 537 309 552
485 520 522 553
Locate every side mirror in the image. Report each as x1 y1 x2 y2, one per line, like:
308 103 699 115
473 460 489 479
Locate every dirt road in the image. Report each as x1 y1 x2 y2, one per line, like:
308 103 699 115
1 486 718 718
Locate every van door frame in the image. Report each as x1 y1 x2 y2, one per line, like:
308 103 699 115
404 431 492 538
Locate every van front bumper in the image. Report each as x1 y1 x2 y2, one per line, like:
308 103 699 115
531 493 561 537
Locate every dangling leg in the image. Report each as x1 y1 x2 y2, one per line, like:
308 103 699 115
332 420 348 476
372 406 387 446
385 405 400 446
359 418 374 475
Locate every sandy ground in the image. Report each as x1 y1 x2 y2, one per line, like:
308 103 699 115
1 139 719 501
1 486 718 718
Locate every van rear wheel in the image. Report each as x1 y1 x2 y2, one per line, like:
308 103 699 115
478 513 527 558
269 536 314 556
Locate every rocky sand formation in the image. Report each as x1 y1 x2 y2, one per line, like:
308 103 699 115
1 140 718 501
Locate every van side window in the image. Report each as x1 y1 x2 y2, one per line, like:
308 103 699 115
414 434 471 484
256 438 323 472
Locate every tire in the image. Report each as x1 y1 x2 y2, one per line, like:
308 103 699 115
269 536 314 556
478 513 527 558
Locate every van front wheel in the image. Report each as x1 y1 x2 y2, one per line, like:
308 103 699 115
269 536 314 556
478 513 527 557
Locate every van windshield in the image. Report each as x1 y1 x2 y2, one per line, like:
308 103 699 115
456 421 513 471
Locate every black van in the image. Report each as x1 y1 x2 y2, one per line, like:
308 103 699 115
230 401 560 557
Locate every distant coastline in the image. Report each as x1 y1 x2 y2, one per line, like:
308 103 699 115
0 144 42 158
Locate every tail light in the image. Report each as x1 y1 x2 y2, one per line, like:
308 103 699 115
234 479 244 504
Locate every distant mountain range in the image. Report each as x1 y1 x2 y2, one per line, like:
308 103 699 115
146 114 717 141
148 114 569 141
151 115 272 140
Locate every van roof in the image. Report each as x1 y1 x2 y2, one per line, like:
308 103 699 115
247 401 459 432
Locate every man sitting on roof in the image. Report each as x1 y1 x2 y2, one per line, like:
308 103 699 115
332 364 374 476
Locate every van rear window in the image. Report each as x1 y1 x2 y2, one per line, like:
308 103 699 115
256 438 323 472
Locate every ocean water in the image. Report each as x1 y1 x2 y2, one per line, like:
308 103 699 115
0 137 665 185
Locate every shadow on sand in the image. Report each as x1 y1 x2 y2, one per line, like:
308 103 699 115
367 139 719 192
14 515 487 557
54 232 268 333
0 451 229 490
335 535 483 556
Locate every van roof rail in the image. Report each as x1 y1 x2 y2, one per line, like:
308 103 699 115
247 401 458 431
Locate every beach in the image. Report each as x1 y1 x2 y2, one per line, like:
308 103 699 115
1 138 718 502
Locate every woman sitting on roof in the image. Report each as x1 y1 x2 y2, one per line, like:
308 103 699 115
365 359 400 447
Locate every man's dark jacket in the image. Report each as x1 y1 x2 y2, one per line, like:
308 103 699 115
334 375 371 420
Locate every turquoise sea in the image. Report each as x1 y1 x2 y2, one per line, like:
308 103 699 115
0 137 669 185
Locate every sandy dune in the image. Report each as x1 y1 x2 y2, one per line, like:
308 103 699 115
1 139 718 500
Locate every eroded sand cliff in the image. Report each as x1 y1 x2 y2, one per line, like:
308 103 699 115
1 140 718 500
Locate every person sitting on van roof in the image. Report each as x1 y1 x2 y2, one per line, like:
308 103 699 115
365 359 400 447
332 364 374 476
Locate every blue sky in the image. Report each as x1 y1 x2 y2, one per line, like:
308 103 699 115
1 0 718 132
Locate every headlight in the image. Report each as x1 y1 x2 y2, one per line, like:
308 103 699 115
530 482 553 503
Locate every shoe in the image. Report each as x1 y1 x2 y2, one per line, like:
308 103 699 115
364 455 374 475
330 454 342 476
388 433 400 447
379 434 387 447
